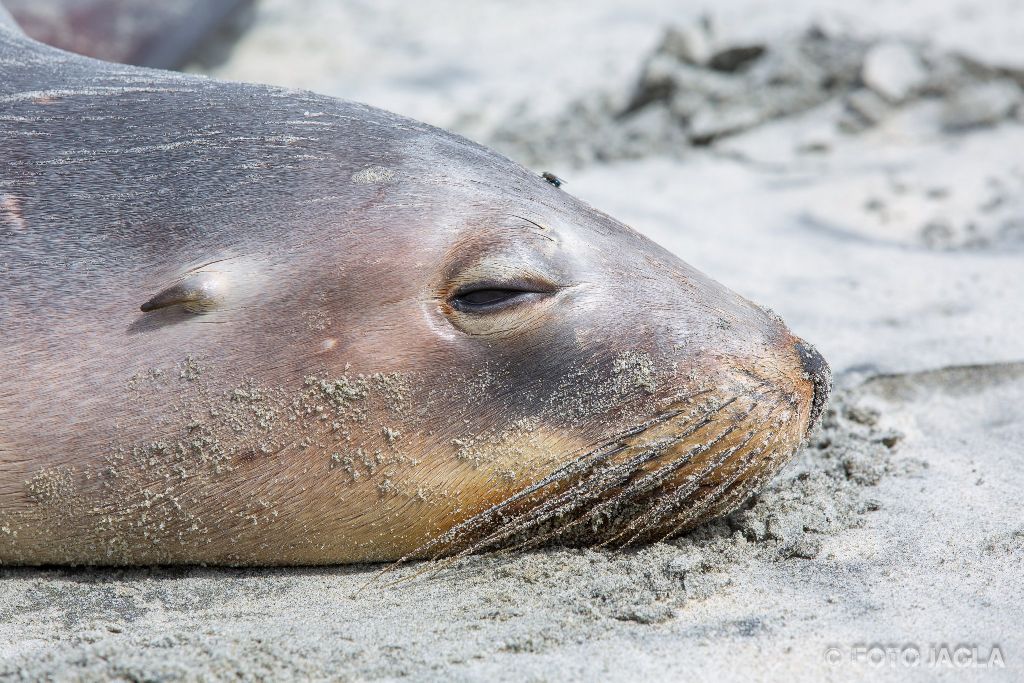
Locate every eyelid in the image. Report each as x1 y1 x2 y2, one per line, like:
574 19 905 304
450 276 558 299
449 290 551 317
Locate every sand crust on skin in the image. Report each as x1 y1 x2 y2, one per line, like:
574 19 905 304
3 1 1023 680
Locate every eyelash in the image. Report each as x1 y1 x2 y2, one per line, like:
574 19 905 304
452 288 532 311
449 279 556 313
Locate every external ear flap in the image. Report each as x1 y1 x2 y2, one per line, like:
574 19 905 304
140 271 225 314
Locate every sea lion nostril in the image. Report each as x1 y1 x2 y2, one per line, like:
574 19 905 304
795 341 832 433
797 341 827 378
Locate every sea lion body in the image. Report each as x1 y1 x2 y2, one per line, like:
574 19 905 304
3 0 252 68
0 15 829 565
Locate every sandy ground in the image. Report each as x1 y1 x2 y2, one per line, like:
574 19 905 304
2 0 1023 680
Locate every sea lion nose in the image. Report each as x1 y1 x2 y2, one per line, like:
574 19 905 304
794 340 832 433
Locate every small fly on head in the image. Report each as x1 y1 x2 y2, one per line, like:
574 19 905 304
541 171 565 188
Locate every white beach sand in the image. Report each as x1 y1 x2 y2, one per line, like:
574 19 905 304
2 1 1022 680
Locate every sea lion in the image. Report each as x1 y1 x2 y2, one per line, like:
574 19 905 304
0 10 830 566
3 0 252 68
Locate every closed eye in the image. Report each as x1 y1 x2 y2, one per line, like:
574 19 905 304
451 288 534 312
450 281 554 313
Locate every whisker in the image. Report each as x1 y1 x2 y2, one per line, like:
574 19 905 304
647 401 792 545
646 431 774 546
594 412 760 549
370 382 796 586
422 397 733 561
507 404 757 553
376 389 717 578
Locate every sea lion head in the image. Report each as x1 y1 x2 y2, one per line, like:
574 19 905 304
122 103 830 561
1 51 829 563
334 130 833 557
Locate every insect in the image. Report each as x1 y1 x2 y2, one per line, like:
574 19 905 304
541 171 565 188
